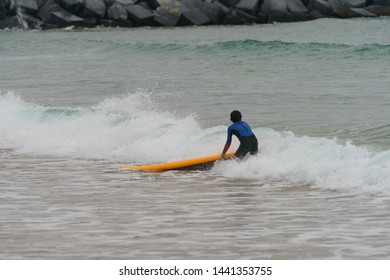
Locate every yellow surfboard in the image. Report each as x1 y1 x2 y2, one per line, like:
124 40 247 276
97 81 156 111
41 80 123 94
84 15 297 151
120 152 235 171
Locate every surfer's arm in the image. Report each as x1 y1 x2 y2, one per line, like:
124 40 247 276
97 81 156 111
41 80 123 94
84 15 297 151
221 143 231 158
222 126 233 158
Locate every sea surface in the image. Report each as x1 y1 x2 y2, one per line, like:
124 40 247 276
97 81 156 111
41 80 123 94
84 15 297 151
1 17 390 259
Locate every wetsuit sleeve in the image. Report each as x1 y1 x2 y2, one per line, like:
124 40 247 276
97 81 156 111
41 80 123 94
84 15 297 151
226 126 233 144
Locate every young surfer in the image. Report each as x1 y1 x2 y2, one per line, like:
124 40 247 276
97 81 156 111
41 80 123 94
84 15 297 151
221 110 258 160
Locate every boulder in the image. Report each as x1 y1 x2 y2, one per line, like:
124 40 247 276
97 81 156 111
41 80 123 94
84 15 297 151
212 0 231 14
199 0 224 23
285 0 308 13
38 0 64 22
99 18 133 26
309 0 331 15
154 6 181 26
260 0 290 22
365 4 390 15
328 0 367 16
349 7 376 15
60 0 84 15
219 0 240 7
153 0 184 26
260 0 311 21
308 8 326 19
339 6 372 16
181 0 203 8
223 7 257 24
83 17 98 26
15 0 39 14
0 16 20 28
235 0 261 15
81 0 106 18
23 13 43 28
1 1 6 20
372 0 390 5
104 0 115 5
157 0 182 12
341 0 367 7
115 0 136 4
126 4 154 26
146 0 160 9
50 10 85 26
107 2 128 20
179 7 211 25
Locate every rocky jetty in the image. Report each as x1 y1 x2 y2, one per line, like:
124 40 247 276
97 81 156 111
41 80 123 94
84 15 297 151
0 0 390 29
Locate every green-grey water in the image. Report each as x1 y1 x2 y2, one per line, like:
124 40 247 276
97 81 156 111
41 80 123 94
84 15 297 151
1 18 390 259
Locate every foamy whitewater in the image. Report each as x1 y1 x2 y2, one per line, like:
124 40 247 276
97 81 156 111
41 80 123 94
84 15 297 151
1 91 390 195
1 18 390 259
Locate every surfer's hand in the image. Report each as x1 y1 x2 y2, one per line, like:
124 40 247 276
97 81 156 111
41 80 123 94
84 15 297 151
220 153 226 159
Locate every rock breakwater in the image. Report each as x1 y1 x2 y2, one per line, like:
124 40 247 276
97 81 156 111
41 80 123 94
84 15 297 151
1 0 390 29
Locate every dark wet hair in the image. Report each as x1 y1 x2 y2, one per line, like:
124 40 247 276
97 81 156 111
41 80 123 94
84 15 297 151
230 110 242 123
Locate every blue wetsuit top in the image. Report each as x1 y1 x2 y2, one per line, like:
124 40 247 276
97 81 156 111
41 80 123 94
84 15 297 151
226 121 255 144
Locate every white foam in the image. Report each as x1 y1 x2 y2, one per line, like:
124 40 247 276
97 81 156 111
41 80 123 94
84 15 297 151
213 128 390 194
2 91 389 194
0 91 225 162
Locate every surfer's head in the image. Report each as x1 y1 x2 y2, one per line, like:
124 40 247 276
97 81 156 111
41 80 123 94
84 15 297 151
230 110 242 123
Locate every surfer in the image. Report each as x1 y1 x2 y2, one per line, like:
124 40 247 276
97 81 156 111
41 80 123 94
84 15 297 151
221 110 258 160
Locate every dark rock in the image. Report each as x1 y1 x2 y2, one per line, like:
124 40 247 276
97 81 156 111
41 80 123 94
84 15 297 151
83 16 98 26
107 2 128 20
22 13 43 28
260 0 310 22
181 0 203 8
50 10 85 27
260 0 289 22
308 8 326 19
15 0 39 14
285 0 308 14
343 0 367 7
235 0 261 15
349 7 376 16
115 0 136 5
223 7 258 24
138 1 152 9
146 0 160 9
372 0 390 5
154 6 181 26
219 0 240 7
1 1 6 20
105 0 134 5
157 0 182 12
212 0 231 14
332 6 357 17
180 0 225 23
99 18 133 26
199 0 224 23
365 4 390 15
328 0 367 17
0 16 20 28
104 0 116 5
81 0 106 18
38 0 64 22
126 4 154 26
60 0 84 15
36 0 47 9
309 0 331 15
179 7 211 25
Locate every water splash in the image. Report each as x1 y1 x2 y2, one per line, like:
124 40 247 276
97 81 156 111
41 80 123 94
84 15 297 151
15 6 29 29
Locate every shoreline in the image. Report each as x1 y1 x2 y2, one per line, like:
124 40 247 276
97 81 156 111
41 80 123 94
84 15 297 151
1 0 390 30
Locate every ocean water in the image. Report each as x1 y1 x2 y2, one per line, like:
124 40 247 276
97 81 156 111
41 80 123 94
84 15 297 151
1 17 390 259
